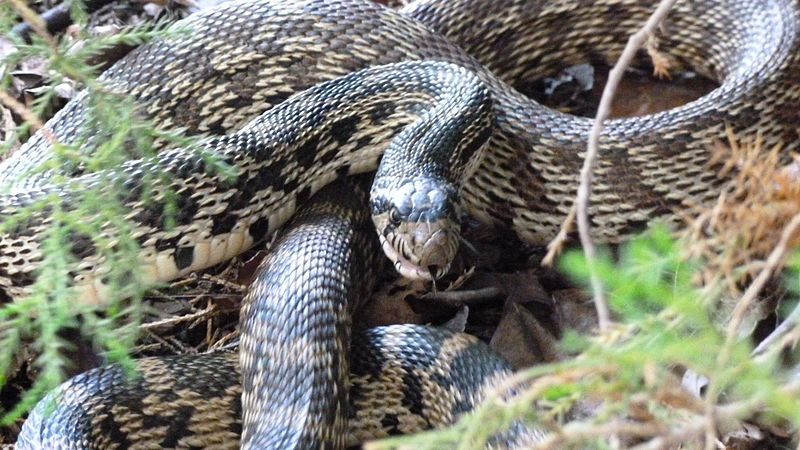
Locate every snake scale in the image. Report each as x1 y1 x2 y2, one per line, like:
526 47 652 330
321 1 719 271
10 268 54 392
6 0 800 447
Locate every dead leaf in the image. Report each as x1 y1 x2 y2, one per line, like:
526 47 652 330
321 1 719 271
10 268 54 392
553 288 597 335
490 301 561 369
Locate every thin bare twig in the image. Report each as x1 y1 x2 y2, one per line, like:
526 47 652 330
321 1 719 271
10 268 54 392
533 421 668 450
139 303 217 330
542 206 575 266
0 89 58 146
422 286 504 304
752 298 800 359
701 214 800 449
629 401 754 450
569 0 679 332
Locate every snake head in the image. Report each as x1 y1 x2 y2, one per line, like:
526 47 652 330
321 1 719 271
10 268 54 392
371 176 461 281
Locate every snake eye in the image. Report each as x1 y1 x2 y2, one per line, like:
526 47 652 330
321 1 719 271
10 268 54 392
389 208 402 226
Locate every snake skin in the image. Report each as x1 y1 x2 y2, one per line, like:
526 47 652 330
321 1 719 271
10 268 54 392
6 0 800 447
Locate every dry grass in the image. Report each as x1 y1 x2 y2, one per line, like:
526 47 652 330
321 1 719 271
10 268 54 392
685 130 800 286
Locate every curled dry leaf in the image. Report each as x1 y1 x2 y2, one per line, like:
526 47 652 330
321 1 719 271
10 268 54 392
490 301 561 368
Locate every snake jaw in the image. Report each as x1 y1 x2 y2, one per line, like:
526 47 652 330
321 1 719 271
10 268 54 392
377 221 456 280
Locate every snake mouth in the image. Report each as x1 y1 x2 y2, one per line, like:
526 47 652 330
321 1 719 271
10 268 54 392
377 218 458 281
379 234 438 280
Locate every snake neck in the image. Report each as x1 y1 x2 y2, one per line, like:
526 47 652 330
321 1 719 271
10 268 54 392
239 176 381 448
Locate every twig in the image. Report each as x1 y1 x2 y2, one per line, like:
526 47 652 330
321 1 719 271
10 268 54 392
139 303 217 330
7 0 59 50
752 298 800 359
573 0 679 332
734 214 800 361
9 0 116 42
0 89 58 146
542 205 575 266
533 421 668 450
629 401 753 450
422 286 504 304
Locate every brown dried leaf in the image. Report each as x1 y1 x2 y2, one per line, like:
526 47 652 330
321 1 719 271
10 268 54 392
357 278 424 330
553 288 597 335
490 301 561 369
494 270 553 306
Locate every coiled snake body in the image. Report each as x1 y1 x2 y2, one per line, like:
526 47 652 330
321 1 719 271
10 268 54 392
8 0 800 447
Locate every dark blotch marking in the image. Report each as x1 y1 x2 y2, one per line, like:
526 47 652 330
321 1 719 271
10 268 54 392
295 133 322 170
295 186 312 205
335 164 351 178
400 371 425 417
174 247 194 271
367 102 393 124
261 92 293 107
461 122 494 163
380 414 400 432
8 272 36 289
211 212 239 235
329 115 360 145
173 194 201 226
220 190 250 216
68 231 96 260
158 405 196 447
249 217 270 240
354 136 373 151
245 162 283 194
129 202 165 230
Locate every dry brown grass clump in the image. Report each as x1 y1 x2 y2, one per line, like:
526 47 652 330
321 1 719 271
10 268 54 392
684 130 800 288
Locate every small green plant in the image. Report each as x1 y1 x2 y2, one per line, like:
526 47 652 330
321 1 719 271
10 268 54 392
0 1 199 423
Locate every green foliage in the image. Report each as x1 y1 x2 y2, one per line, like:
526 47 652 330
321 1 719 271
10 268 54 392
371 225 800 449
0 4 196 423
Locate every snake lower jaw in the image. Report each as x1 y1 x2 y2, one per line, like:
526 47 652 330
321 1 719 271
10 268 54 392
377 223 457 281
380 234 443 280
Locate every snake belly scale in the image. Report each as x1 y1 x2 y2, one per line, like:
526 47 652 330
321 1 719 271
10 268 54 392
6 0 800 447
